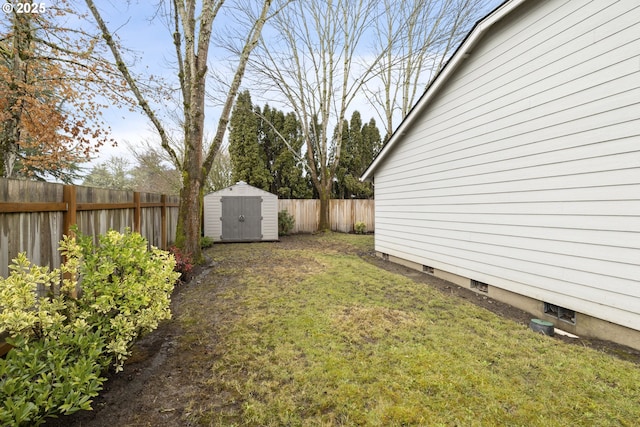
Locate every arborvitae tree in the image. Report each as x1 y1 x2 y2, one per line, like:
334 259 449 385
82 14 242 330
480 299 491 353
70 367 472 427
229 91 272 190
362 118 382 166
333 119 351 199
229 91 311 198
258 105 311 198
273 111 312 198
257 104 281 192
334 111 382 199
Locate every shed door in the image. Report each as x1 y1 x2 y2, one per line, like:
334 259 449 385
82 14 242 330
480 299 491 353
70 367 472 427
220 196 262 241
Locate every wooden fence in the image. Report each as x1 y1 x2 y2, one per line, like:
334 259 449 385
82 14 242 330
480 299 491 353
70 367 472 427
0 178 179 278
278 199 374 233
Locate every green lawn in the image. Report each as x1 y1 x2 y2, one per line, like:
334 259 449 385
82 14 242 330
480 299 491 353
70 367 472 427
179 233 640 426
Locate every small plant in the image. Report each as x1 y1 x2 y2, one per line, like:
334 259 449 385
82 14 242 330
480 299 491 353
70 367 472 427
169 245 194 282
354 221 367 234
200 235 214 249
278 209 295 236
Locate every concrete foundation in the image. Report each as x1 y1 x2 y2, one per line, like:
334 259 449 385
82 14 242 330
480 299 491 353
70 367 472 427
377 252 640 352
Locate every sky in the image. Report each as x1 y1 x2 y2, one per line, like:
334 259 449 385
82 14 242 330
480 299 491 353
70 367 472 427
82 1 177 165
80 0 505 170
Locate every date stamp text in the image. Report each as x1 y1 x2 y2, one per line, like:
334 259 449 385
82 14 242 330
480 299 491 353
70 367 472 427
2 2 47 14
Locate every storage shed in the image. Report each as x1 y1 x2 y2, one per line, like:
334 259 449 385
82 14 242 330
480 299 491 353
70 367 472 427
361 0 640 350
204 181 278 242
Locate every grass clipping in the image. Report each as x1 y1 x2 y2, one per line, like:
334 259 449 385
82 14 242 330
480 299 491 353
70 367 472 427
179 234 640 426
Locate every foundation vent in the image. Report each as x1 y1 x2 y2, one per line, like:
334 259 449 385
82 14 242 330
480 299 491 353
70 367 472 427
544 302 576 324
422 265 434 274
470 279 489 293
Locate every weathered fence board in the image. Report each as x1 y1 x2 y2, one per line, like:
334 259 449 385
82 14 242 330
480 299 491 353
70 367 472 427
278 199 374 234
0 178 179 278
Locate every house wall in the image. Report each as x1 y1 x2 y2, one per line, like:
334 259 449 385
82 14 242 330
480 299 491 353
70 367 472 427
203 183 278 242
373 0 640 341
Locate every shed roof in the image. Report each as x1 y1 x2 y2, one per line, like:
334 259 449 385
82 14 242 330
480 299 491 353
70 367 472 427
360 0 525 182
205 181 277 197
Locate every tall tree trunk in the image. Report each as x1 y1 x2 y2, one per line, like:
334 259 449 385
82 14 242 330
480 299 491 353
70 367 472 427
318 182 332 231
1 12 30 178
176 170 203 258
86 0 273 263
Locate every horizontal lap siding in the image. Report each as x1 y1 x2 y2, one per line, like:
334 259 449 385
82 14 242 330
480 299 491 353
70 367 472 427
203 195 222 240
374 0 640 331
262 196 279 240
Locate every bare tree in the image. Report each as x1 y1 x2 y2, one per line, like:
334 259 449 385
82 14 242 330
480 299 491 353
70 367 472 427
368 0 493 140
84 0 275 261
251 0 380 230
205 147 233 193
251 0 490 229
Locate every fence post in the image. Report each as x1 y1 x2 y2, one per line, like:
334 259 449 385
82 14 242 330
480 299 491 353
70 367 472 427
161 194 167 250
63 185 77 237
133 192 141 233
352 199 357 233
62 185 78 298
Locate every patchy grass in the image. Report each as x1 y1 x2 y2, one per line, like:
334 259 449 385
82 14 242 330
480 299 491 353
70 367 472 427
178 233 640 426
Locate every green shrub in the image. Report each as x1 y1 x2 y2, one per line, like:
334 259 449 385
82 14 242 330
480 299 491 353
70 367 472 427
0 253 106 426
0 229 179 426
0 325 105 426
354 221 367 234
71 229 179 370
278 209 295 236
200 235 214 249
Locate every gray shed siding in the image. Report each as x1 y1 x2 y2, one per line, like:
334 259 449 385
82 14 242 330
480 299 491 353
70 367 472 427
372 1 640 331
204 182 279 242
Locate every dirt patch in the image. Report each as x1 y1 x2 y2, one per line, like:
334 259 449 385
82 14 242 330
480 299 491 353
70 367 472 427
43 266 211 427
333 305 422 344
43 234 639 426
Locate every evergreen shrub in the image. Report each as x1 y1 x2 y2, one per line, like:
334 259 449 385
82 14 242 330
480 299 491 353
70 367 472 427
354 221 367 234
278 209 295 235
0 229 179 426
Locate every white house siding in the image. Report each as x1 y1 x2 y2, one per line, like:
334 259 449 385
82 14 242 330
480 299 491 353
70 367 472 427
373 1 640 331
203 182 279 242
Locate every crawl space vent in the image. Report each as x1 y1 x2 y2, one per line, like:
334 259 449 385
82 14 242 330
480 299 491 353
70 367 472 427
544 302 576 324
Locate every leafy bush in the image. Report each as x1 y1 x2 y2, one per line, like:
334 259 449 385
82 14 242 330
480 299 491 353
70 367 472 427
169 245 194 282
0 229 179 426
0 324 105 426
0 252 106 426
354 221 367 234
200 235 214 249
278 209 295 236
72 229 179 369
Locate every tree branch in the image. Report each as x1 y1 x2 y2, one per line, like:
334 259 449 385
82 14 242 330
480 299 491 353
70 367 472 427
203 0 274 176
84 0 181 168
